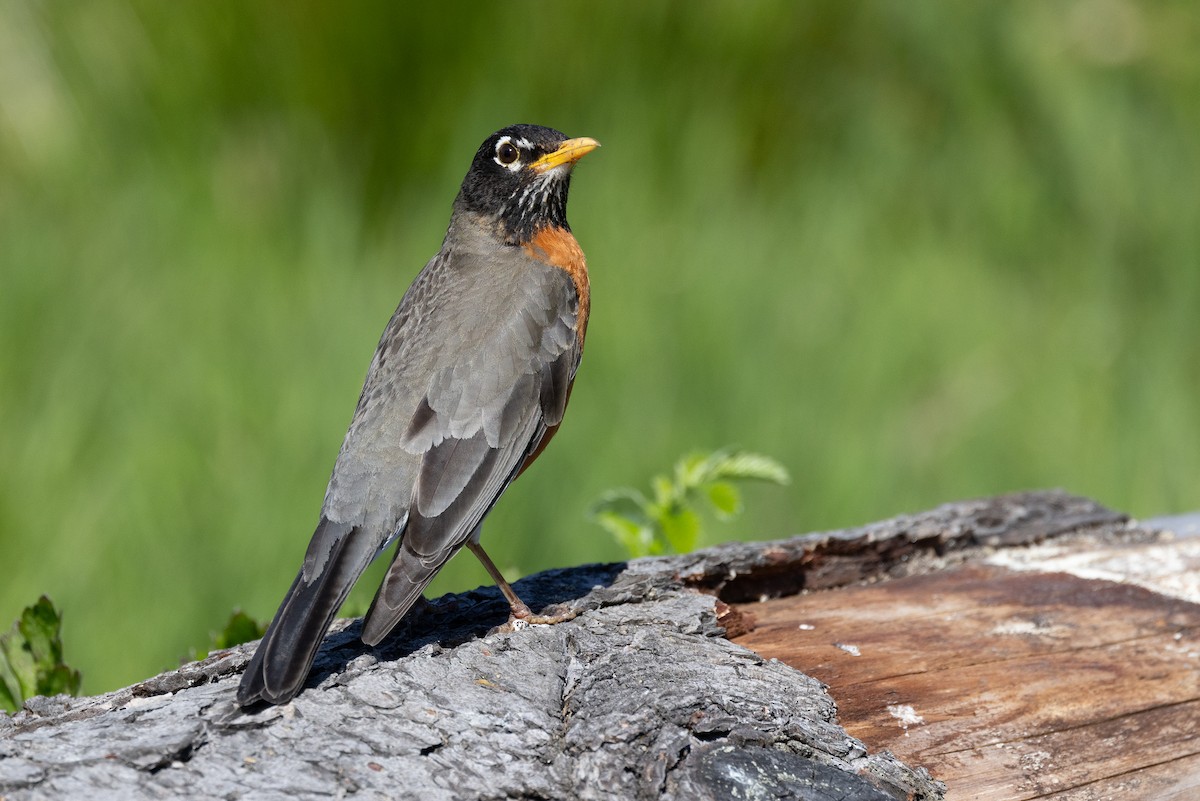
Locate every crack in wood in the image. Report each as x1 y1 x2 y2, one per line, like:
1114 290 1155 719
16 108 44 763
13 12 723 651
926 697 1200 757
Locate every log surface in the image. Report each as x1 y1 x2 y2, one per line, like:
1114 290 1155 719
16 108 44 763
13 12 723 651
1 565 945 800
0 490 1156 800
734 511 1200 800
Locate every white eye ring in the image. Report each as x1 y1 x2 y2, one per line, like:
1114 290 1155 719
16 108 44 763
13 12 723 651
494 137 521 170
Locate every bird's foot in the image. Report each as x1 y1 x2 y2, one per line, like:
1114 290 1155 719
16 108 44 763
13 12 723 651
492 604 580 633
516 606 580 626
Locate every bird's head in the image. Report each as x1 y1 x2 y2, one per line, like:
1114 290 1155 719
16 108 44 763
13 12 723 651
455 124 600 244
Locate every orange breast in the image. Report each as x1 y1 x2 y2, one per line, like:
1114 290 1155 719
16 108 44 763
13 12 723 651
523 226 590 345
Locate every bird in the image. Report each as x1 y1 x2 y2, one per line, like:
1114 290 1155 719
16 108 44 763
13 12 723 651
237 124 599 706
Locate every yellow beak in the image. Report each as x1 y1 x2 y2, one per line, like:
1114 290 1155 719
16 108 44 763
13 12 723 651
530 137 601 173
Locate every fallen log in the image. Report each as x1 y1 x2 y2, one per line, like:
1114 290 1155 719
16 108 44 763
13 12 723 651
5 490 1181 800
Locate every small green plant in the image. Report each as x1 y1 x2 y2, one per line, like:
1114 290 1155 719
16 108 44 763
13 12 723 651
0 596 82 713
190 609 267 662
590 448 790 558
211 609 267 651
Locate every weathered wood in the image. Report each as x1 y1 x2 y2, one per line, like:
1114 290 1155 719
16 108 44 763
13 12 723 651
0 578 938 800
0 490 1143 800
733 526 1200 799
667 490 1126 600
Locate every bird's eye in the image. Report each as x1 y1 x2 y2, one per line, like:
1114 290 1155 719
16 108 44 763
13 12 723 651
496 140 520 165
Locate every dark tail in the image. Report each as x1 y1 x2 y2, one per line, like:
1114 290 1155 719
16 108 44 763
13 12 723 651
237 518 375 706
360 538 450 646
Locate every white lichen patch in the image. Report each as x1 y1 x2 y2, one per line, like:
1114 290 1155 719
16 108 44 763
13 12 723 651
886 703 925 731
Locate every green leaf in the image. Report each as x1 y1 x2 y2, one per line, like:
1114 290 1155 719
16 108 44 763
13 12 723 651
0 596 82 713
705 481 742 520
651 474 676 508
705 449 791 485
0 641 21 712
0 617 36 704
190 609 268 662
590 489 661 558
594 510 659 558
38 664 81 698
660 507 702 553
591 447 789 559
588 488 651 524
673 452 711 490
212 609 266 651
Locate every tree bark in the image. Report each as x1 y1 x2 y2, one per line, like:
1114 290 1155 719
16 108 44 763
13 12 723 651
0 491 1123 800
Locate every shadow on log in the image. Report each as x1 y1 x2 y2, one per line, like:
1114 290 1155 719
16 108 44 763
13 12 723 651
0 490 1136 800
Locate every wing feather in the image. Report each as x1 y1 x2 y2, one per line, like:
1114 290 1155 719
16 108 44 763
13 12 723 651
360 270 579 645
361 409 543 645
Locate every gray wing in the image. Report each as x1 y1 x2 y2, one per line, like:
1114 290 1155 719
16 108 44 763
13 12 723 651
356 252 582 645
238 248 462 706
240 242 581 704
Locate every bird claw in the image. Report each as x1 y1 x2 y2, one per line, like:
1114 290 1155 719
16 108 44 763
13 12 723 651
489 606 580 635
518 608 580 626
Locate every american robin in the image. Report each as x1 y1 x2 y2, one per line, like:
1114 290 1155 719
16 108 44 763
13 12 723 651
238 124 599 706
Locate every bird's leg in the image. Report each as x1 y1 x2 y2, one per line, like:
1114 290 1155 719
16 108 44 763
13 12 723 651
465 541 578 626
466 540 533 617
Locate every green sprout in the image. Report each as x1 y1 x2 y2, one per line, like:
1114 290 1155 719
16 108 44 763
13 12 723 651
0 596 82 713
590 448 790 558
189 609 267 663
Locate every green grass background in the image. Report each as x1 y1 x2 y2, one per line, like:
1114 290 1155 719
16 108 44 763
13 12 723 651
2 1 1198 694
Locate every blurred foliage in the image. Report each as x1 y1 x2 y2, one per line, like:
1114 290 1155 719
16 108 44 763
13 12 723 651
0 597 82 713
187 609 267 664
2 0 1199 693
593 449 790 557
